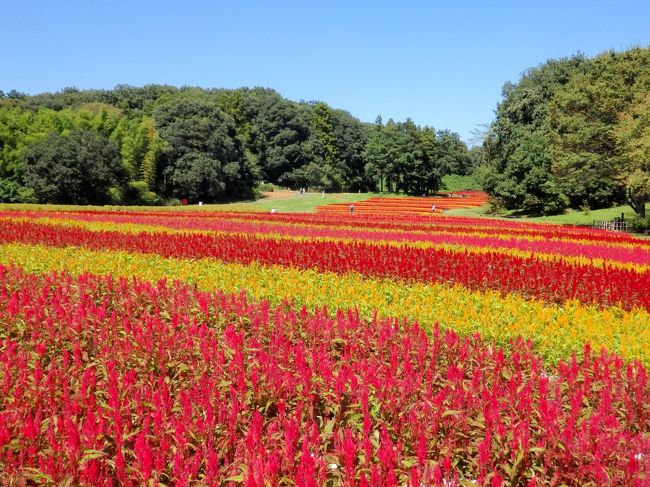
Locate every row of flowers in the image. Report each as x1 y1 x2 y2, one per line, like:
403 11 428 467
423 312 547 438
316 193 489 214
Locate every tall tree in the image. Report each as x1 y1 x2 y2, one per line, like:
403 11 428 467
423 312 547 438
331 109 370 190
139 117 163 189
246 91 310 183
615 93 650 218
548 48 650 211
311 103 337 167
417 127 443 194
434 130 472 176
362 116 385 191
547 73 623 209
153 97 257 201
481 54 588 214
22 130 124 204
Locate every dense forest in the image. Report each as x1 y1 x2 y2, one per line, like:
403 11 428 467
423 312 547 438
0 86 474 205
481 46 650 218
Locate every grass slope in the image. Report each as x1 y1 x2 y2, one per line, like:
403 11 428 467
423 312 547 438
443 201 649 226
0 192 387 214
526 204 648 225
205 191 380 213
441 174 481 191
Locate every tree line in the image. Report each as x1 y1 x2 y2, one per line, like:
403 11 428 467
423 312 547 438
0 86 474 205
480 46 650 218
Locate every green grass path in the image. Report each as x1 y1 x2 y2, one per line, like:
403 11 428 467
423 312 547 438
0 191 390 214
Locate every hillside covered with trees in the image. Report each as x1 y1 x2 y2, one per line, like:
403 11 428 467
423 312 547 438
4 46 647 213
0 86 474 205
481 46 650 218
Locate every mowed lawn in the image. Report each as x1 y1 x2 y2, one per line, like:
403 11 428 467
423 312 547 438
0 191 388 214
203 190 381 213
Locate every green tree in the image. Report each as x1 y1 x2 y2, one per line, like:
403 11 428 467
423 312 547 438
482 54 588 214
434 130 471 176
362 118 443 194
139 116 163 189
363 117 393 192
397 119 426 194
283 162 328 189
615 93 650 218
311 102 337 168
153 97 257 201
547 73 623 209
330 109 370 190
246 91 311 183
22 130 125 204
548 48 650 210
0 179 37 203
416 127 443 194
0 106 33 178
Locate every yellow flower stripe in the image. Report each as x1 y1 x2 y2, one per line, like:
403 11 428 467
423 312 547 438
1 242 648 366
2 216 648 273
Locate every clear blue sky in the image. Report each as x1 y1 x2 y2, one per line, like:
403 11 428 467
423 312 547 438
2 0 649 143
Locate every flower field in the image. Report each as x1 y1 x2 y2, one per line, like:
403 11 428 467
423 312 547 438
0 206 649 485
316 191 488 215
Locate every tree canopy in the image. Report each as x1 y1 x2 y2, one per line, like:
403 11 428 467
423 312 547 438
153 97 256 201
481 46 650 217
23 130 124 205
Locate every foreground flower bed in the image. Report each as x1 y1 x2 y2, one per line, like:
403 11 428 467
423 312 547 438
1 205 649 484
0 266 648 485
